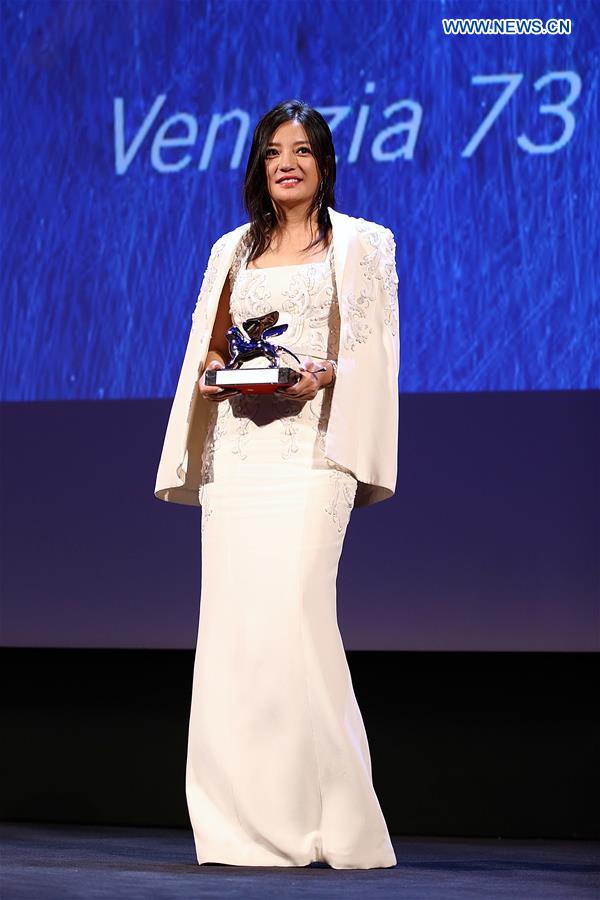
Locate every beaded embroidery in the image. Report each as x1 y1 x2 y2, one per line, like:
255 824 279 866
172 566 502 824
199 238 354 529
191 233 230 334
325 469 358 533
340 221 400 349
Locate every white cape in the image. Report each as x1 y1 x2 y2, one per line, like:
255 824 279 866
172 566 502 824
155 207 400 508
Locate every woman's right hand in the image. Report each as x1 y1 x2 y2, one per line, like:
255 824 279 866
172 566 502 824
198 359 241 402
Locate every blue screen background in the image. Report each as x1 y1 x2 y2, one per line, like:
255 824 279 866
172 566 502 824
1 0 597 401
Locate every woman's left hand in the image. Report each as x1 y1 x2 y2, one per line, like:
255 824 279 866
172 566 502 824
275 357 327 402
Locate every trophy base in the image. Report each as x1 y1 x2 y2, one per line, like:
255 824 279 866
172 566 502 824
204 366 300 395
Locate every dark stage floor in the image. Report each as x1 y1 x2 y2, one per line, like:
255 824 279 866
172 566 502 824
1 822 599 899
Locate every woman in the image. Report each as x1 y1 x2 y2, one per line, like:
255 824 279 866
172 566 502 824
155 100 400 869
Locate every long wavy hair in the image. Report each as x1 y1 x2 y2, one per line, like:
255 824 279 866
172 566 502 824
242 100 337 264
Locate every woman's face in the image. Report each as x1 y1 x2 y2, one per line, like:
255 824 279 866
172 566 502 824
264 120 321 213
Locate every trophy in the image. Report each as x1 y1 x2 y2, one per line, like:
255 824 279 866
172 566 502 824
203 311 304 395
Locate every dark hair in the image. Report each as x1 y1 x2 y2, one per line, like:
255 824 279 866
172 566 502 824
242 100 336 263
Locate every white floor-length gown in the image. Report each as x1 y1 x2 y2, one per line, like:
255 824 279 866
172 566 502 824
186 234 397 869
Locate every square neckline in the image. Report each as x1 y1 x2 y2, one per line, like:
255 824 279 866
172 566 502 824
244 240 333 272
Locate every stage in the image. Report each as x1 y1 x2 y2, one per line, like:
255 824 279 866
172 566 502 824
2 822 598 898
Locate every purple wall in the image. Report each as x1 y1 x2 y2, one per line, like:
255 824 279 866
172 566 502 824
1 391 597 651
